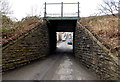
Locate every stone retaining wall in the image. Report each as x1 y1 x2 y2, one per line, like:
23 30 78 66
2 20 49 71
75 22 119 80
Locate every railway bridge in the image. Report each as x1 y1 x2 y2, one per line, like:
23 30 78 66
2 2 119 81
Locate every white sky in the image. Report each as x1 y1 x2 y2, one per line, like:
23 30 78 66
9 0 104 20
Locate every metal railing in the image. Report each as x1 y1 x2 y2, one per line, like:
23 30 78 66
44 2 80 17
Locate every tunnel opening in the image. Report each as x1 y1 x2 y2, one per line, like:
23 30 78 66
47 20 76 54
56 32 73 53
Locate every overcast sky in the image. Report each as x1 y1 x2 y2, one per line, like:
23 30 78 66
8 0 104 20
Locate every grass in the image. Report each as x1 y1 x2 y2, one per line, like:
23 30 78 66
80 15 119 49
1 27 15 33
2 16 42 45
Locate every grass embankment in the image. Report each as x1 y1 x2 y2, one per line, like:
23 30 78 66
80 15 119 56
1 15 42 46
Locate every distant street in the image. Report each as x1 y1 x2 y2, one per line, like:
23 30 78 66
3 41 99 80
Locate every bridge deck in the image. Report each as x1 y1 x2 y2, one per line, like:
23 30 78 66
45 17 80 20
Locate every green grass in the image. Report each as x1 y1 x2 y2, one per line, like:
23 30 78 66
1 27 15 33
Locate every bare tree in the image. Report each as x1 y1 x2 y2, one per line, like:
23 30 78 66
98 0 119 16
0 0 12 15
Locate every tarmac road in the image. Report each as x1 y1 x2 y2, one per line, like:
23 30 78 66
2 41 99 80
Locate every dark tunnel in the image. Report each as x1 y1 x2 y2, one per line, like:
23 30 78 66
47 20 77 54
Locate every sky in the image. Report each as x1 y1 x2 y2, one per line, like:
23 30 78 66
8 0 104 20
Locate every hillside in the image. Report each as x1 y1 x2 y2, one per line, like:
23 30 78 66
1 15 42 46
80 15 119 50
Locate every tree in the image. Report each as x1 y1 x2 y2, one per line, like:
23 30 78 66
2 15 13 26
0 0 12 15
98 0 119 16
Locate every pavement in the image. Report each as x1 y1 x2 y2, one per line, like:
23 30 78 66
2 41 99 80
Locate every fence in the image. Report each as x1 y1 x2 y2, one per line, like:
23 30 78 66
44 2 80 17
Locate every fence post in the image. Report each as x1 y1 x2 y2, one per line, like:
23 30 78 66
44 2 46 17
61 2 63 17
78 2 80 17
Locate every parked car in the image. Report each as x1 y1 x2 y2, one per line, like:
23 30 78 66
67 41 73 45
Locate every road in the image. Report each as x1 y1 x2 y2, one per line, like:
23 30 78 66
2 41 99 80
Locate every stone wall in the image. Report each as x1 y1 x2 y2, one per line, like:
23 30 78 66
2 20 49 71
75 22 119 80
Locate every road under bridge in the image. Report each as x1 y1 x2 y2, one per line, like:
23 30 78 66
3 42 99 80
2 2 119 81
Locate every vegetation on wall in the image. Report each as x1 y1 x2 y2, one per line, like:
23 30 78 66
80 15 119 52
1 15 42 46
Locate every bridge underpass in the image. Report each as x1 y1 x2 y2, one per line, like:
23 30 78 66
3 30 99 80
2 2 99 80
2 2 119 81
3 8 99 80
47 18 77 53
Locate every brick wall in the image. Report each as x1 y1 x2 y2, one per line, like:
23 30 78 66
75 23 119 80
